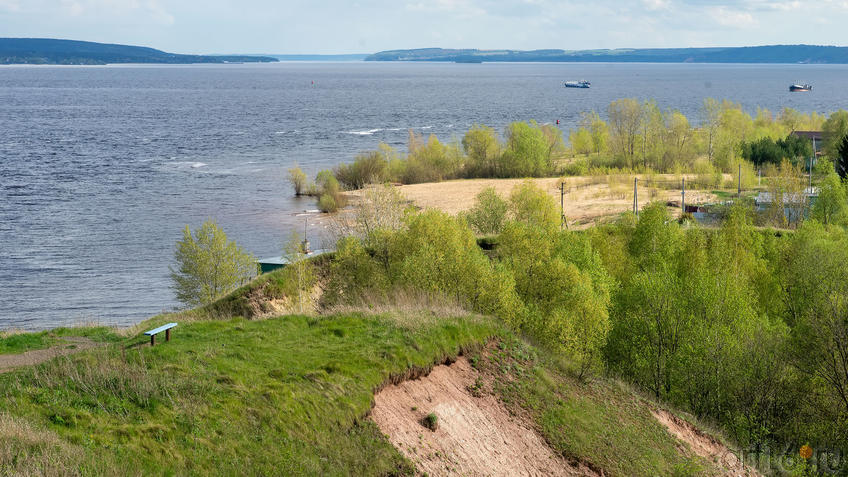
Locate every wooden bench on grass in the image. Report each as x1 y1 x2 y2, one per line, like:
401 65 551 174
145 323 177 346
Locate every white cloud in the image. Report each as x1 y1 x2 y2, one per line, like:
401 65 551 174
709 6 757 27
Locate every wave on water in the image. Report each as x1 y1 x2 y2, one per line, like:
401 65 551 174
165 161 208 169
344 128 383 136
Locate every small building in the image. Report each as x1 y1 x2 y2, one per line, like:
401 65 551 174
257 249 331 274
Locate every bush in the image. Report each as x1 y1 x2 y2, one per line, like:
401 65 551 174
318 193 338 213
333 151 390 190
466 187 508 235
288 166 308 196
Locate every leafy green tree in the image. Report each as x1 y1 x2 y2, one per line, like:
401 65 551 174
466 187 508 235
282 231 315 314
784 224 848 422
569 127 593 156
608 98 642 166
462 124 501 177
629 202 681 271
287 165 308 196
823 110 848 161
501 121 554 177
499 223 612 377
811 171 848 226
508 181 559 231
170 220 256 307
838 135 848 180
333 150 390 190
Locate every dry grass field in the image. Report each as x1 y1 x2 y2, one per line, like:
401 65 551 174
347 175 719 228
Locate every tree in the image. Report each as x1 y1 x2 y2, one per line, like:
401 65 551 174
701 98 723 165
170 220 256 307
501 121 554 177
823 110 848 161
283 231 314 314
569 127 593 156
466 187 508 235
608 98 642 166
462 124 501 177
288 165 308 196
785 224 848 421
838 135 848 180
508 180 559 231
811 171 848 226
580 111 609 156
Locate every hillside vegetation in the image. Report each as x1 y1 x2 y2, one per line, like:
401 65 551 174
367 45 848 63
0 38 278 65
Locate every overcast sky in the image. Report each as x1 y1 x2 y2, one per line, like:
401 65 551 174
0 0 845 54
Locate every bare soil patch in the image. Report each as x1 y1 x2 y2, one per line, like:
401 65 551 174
370 357 598 476
651 409 760 476
0 337 101 373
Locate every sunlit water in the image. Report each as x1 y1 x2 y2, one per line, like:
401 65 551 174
1 61 844 329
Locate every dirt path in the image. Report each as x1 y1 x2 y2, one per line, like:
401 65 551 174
370 357 598 476
0 337 101 373
651 409 760 476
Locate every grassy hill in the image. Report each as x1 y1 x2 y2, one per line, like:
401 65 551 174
0 262 743 476
0 38 278 65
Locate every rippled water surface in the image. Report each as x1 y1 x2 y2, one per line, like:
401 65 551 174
1 62 845 329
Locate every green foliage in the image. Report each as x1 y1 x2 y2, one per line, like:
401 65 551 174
500 121 559 177
498 223 612 375
838 134 848 180
287 165 308 196
508 180 559 231
465 187 508 235
784 224 848 440
811 172 848 226
741 134 813 167
462 124 501 177
169 220 257 307
334 150 391 190
315 169 347 212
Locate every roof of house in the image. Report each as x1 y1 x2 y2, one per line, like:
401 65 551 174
257 249 332 265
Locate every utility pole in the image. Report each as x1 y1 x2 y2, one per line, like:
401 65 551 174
681 178 686 216
737 163 742 197
633 177 638 217
560 181 565 231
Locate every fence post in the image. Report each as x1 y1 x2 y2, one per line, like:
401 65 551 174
560 181 565 231
633 177 638 217
681 178 685 216
737 163 742 197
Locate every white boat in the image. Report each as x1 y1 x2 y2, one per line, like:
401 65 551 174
564 80 591 88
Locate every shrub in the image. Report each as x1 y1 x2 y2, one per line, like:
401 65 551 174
422 413 438 431
333 151 390 190
288 166 308 196
466 187 508 235
318 193 338 213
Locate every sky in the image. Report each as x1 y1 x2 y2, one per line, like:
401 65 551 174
0 0 846 54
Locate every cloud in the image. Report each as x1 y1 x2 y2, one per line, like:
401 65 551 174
0 0 21 11
708 6 757 27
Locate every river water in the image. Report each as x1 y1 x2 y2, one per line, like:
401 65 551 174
1 61 844 329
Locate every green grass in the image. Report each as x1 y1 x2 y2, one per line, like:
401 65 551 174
0 327 120 355
471 336 712 477
0 313 501 476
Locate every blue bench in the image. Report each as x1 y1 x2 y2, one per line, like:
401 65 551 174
145 323 177 346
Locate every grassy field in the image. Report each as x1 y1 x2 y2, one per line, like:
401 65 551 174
0 327 120 355
0 307 734 476
0 313 500 476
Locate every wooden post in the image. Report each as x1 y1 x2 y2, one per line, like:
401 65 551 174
166 328 171 342
737 163 742 197
560 182 564 231
150 334 155 346
681 178 685 215
633 177 638 216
